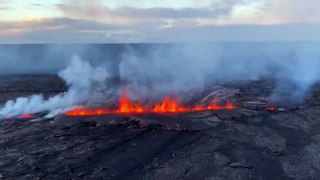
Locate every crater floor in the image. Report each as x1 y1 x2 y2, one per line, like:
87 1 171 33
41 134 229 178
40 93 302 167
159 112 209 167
1 75 320 179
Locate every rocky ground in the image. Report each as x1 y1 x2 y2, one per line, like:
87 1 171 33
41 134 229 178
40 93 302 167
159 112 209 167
0 75 320 179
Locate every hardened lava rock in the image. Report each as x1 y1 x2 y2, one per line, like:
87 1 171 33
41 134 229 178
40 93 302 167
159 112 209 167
1 75 320 179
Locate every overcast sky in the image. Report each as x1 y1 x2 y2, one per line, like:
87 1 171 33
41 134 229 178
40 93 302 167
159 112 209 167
0 0 319 43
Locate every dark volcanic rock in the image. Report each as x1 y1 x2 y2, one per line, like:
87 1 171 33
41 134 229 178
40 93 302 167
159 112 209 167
0 75 66 105
1 75 320 179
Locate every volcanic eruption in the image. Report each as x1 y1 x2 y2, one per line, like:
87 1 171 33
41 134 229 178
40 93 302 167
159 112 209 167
0 43 318 120
1 42 320 180
65 88 236 117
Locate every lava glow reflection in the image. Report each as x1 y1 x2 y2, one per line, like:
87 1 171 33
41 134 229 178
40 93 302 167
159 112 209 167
65 89 236 117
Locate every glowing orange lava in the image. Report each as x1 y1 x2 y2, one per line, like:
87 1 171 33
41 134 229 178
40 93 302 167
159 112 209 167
65 88 236 117
117 88 146 113
65 108 109 116
152 96 189 113
18 114 34 119
266 107 277 112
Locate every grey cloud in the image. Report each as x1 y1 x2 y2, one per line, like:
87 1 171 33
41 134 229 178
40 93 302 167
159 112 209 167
1 18 320 43
0 17 168 43
109 7 228 19
263 0 320 23
1 0 319 43
56 2 232 21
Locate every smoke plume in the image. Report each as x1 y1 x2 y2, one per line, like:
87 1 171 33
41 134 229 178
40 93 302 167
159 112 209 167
0 43 319 117
119 43 320 104
0 55 109 117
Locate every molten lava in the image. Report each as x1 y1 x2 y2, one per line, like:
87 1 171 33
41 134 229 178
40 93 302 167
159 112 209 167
65 88 236 117
19 114 34 119
117 88 146 113
152 96 189 113
5 113 35 119
65 108 109 116
266 106 277 112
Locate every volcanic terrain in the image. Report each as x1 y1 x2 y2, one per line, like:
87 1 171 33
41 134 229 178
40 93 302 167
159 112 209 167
1 75 320 179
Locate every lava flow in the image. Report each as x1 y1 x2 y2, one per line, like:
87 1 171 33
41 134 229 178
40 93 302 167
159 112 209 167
65 89 236 117
5 113 35 120
19 114 35 119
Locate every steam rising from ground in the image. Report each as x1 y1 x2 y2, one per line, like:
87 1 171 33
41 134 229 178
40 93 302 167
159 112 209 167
120 44 320 104
0 56 109 117
0 43 319 117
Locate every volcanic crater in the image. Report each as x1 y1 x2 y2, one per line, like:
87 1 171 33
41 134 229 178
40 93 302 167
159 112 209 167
1 75 320 179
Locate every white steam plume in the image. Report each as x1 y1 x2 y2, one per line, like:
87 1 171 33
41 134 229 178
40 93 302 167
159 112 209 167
119 44 320 104
0 43 320 118
0 55 109 117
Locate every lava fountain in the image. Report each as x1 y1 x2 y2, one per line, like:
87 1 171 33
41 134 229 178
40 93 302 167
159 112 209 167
65 88 236 117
